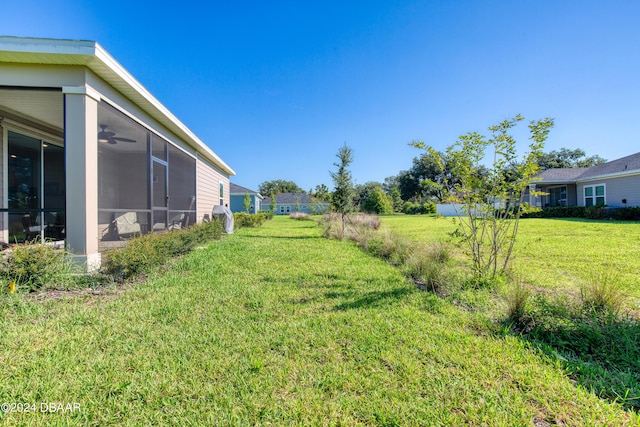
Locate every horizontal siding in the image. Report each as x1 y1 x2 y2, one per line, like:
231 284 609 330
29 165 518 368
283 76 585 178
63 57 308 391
577 174 640 207
196 157 229 222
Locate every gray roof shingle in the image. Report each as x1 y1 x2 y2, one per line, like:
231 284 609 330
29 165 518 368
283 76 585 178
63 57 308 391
578 151 640 179
230 183 261 196
534 152 640 183
261 192 314 205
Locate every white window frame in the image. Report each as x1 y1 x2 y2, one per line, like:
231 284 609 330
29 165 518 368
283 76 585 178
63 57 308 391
583 183 606 207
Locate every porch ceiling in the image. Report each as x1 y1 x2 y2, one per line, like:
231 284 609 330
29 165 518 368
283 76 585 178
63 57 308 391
0 88 63 130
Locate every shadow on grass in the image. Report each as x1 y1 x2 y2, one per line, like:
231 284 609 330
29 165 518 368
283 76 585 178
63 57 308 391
506 302 640 411
332 287 415 311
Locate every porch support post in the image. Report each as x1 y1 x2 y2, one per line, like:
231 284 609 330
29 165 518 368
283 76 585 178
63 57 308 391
529 184 537 207
63 86 101 271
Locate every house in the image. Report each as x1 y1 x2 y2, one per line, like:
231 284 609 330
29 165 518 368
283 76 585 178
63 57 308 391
0 36 235 270
229 183 263 214
530 152 640 208
261 192 330 215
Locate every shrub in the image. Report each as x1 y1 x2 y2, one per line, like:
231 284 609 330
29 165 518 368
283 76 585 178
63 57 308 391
290 212 312 221
401 201 436 215
258 210 275 220
234 212 267 229
610 207 640 221
103 220 223 279
362 187 394 215
0 242 73 292
522 205 640 220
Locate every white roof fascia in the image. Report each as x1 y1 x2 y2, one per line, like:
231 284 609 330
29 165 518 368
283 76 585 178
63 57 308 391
0 36 234 176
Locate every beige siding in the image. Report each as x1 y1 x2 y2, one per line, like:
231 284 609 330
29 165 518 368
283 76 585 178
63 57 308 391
196 156 230 221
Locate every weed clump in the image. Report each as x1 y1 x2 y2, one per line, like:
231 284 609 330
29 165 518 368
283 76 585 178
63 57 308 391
580 271 629 317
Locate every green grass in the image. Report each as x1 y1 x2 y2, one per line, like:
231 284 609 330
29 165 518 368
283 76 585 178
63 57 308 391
382 216 640 299
0 217 637 425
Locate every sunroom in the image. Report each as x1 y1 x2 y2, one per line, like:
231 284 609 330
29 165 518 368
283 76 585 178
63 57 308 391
0 36 234 270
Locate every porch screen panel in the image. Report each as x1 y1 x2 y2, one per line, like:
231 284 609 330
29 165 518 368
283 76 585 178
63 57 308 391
97 103 150 240
168 144 196 227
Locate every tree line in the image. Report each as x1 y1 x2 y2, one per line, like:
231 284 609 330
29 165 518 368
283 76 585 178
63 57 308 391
259 146 605 215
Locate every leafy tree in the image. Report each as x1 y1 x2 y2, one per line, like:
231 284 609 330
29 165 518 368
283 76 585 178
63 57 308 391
355 182 383 210
269 191 276 213
258 180 305 196
362 187 394 215
395 149 483 203
388 187 403 212
330 144 355 238
312 184 331 202
413 114 553 280
537 148 606 170
243 192 251 213
294 194 301 212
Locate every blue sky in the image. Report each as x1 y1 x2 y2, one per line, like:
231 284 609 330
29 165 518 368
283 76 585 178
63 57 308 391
4 1 640 192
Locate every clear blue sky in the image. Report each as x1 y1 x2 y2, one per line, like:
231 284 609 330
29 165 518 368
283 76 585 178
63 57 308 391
4 1 640 192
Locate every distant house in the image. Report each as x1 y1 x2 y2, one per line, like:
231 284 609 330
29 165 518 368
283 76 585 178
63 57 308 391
230 183 263 214
530 152 640 208
261 193 330 215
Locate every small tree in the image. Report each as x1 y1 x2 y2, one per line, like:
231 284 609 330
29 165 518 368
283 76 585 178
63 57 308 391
270 192 276 213
294 194 301 212
330 144 355 238
243 192 251 213
363 187 394 215
413 115 553 280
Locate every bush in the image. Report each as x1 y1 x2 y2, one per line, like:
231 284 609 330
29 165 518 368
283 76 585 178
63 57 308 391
234 212 267 229
362 187 394 215
401 201 436 215
0 242 73 292
258 210 275 220
103 220 223 279
610 207 640 220
522 205 640 220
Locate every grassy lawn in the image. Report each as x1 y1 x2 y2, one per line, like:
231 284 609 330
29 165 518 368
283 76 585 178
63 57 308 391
0 216 637 425
382 215 640 299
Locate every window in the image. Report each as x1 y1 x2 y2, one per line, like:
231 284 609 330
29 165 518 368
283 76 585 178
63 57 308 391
219 183 224 206
548 186 567 207
279 206 285 214
584 184 605 206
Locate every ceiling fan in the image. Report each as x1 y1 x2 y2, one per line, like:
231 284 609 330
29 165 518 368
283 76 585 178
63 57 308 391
98 125 136 145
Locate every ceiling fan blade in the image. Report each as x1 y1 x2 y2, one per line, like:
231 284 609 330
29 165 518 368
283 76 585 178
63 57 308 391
107 138 118 145
112 137 136 143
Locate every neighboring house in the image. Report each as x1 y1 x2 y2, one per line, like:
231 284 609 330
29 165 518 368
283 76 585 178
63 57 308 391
530 152 640 208
0 36 235 270
261 193 330 215
230 183 263 214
